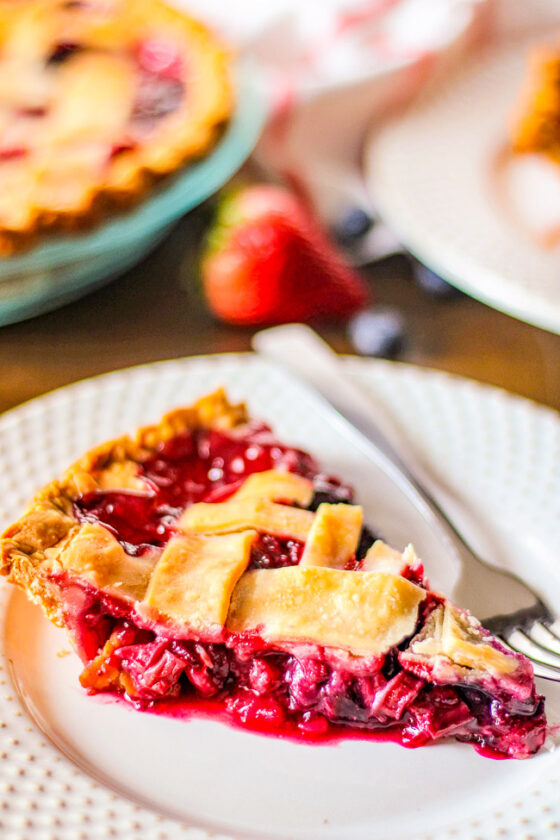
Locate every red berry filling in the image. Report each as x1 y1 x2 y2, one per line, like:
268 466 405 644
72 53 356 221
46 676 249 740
73 426 327 555
109 139 137 160
249 533 304 569
131 76 184 131
0 148 28 161
136 40 184 80
68 593 545 759
16 107 48 118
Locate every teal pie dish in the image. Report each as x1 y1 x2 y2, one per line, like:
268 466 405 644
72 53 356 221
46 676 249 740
0 64 266 327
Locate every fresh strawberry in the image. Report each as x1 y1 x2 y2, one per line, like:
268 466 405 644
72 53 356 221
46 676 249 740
202 184 369 326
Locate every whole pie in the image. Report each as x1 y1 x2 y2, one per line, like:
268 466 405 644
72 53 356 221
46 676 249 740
0 0 232 254
0 390 546 759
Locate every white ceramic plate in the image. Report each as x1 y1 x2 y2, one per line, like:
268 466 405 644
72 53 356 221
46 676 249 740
364 34 560 335
1 354 560 840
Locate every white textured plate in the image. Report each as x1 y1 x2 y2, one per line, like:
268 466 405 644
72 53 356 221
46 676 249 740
1 354 560 840
365 35 560 335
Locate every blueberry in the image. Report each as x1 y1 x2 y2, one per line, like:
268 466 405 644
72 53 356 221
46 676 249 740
348 307 406 359
333 207 373 245
411 259 460 298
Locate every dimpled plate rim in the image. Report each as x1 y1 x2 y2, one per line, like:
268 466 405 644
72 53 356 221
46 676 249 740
0 354 559 840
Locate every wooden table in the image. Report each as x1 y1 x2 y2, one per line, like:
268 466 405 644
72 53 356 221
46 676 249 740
2 209 560 416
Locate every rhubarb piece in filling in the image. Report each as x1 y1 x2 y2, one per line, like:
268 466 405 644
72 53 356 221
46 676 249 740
0 390 547 759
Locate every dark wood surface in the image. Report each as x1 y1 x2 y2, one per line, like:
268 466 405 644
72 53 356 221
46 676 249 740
2 208 560 416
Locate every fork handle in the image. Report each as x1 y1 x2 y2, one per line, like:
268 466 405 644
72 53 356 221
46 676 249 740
253 324 460 537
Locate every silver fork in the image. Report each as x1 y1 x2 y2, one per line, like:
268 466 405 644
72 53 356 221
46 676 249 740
253 324 560 682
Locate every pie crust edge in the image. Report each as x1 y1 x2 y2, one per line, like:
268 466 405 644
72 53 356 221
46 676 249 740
0 388 247 623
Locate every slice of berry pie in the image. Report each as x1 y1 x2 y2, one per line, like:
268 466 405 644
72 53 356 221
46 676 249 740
0 0 232 253
0 390 546 759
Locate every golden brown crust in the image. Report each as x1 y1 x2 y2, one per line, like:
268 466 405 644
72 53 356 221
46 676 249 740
403 603 521 678
144 530 256 633
228 470 314 507
299 503 363 570
0 0 233 255
511 42 560 164
178 497 316 542
56 522 158 603
0 389 247 618
227 568 426 657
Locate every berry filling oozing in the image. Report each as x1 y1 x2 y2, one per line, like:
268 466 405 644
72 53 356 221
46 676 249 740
131 40 186 137
66 427 546 759
73 425 331 554
71 591 546 760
